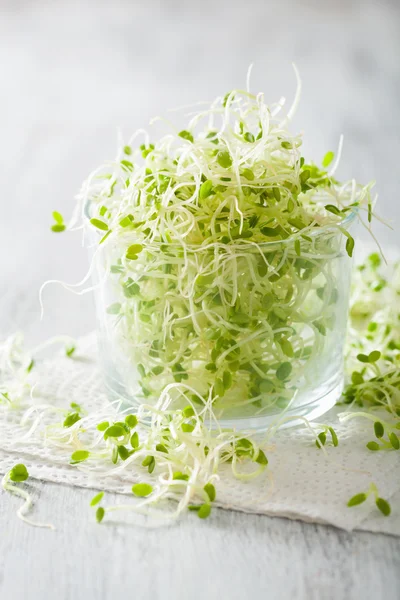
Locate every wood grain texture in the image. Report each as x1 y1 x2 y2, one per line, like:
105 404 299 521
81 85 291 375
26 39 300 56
1 482 399 600
1 1 400 598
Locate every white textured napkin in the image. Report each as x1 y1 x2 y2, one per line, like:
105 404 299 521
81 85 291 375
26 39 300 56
0 334 399 535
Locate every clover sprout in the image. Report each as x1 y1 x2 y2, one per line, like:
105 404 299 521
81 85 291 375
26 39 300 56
1 464 55 529
347 483 391 517
51 211 66 233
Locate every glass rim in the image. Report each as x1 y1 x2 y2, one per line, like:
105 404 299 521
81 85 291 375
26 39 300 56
84 200 357 249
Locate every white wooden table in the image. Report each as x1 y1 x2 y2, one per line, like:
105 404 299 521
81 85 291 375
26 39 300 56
1 1 399 598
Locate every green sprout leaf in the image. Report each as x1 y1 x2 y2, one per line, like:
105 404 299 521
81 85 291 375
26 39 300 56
51 211 66 232
197 503 212 519
90 492 104 507
178 130 194 143
104 425 125 439
199 180 213 200
357 353 369 363
156 443 168 453
351 371 364 385
118 445 130 460
242 168 255 181
328 427 339 447
106 303 121 315
376 497 391 516
96 421 109 432
90 218 109 231
235 438 254 457
70 450 90 464
347 493 367 507
100 230 112 244
132 483 153 497
222 370 232 390
374 421 384 439
368 252 381 269
366 441 380 451
255 449 268 465
217 151 232 168
346 235 355 258
63 413 81 428
51 224 66 233
389 433 400 450
173 472 189 481
142 455 155 473
182 406 195 418
181 423 195 433
126 244 143 260
130 431 139 449
9 464 29 482
66 345 76 358
119 214 134 227
121 160 133 171
368 350 381 363
204 483 216 502
322 151 334 167
96 507 105 523
338 227 355 258
324 204 341 216
52 211 64 224
125 414 138 429
276 362 292 381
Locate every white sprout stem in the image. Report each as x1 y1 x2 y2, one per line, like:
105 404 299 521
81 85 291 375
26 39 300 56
1 474 55 530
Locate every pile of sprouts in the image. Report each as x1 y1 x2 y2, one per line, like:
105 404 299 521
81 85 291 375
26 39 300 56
341 252 400 451
2 70 397 526
57 69 376 421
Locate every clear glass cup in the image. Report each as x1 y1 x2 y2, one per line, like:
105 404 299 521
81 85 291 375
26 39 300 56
87 209 355 431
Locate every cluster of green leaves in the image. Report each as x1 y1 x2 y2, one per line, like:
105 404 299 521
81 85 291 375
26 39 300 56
343 254 400 449
70 413 140 465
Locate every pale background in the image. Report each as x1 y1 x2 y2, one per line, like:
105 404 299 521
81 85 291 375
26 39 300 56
0 1 399 599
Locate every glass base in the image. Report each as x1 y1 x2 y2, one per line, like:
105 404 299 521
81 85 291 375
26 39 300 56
103 368 343 433
209 377 342 432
